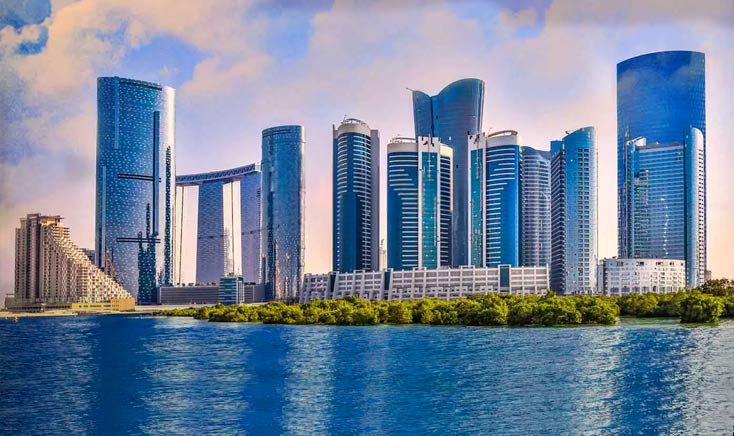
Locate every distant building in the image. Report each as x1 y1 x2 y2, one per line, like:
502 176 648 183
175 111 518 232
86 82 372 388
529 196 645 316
704 270 712 283
332 118 380 273
95 76 176 303
387 137 453 270
219 275 265 305
175 164 262 284
598 258 686 296
617 50 706 288
550 127 598 294
7 214 133 311
412 78 485 266
155 285 219 305
262 126 305 301
301 265 548 303
81 248 95 264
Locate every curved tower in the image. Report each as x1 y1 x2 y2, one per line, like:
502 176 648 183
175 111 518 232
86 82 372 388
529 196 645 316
550 127 598 294
262 126 305 301
412 78 484 266
520 146 551 268
332 118 380 273
95 76 175 303
617 51 705 261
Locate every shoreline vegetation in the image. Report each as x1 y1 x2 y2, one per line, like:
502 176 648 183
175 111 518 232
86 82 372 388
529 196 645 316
159 280 734 326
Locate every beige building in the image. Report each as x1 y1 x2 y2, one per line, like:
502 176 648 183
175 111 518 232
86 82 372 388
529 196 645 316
598 258 686 296
7 214 134 311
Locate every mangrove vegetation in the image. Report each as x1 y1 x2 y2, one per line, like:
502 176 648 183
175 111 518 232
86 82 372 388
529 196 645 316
158 281 734 326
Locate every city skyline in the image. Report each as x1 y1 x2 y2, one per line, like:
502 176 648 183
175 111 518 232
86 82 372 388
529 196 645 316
1 1 733 295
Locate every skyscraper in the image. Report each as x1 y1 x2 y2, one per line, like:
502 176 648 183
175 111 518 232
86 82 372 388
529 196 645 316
520 146 551 268
387 137 453 270
175 164 262 285
469 131 521 267
332 118 380 273
622 128 706 287
617 50 706 287
95 76 175 303
262 126 305 301
550 127 598 295
412 78 484 266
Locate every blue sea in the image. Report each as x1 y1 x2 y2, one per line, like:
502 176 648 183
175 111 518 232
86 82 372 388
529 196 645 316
1 316 733 435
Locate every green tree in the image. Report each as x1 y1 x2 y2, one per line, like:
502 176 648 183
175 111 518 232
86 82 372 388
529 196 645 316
680 292 724 323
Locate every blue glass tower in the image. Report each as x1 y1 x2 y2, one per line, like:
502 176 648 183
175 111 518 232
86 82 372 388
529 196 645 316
520 146 551 268
550 127 598 294
387 137 453 270
412 78 484 266
95 77 175 303
262 126 305 301
332 119 380 273
617 50 706 287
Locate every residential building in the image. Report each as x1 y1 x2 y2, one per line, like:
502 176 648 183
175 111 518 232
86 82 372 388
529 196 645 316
412 78 485 266
175 164 262 284
332 118 380 273
617 50 706 287
550 127 598 294
262 125 305 301
520 146 551 268
7 214 133 310
598 258 686 296
387 136 453 270
95 76 176 303
301 265 548 303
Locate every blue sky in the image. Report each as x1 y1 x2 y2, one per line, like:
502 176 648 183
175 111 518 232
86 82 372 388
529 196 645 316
0 0 732 289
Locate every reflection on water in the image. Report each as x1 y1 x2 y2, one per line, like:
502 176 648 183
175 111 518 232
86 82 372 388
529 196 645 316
0 318 733 435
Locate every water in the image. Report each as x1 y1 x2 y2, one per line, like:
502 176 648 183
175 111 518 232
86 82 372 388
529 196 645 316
1 317 733 435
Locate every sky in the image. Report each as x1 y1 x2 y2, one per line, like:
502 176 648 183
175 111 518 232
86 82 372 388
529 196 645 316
0 0 733 292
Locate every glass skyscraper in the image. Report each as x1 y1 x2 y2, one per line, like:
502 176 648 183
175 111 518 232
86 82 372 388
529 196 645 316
387 137 453 270
469 131 550 269
622 128 706 287
550 127 598 295
617 50 706 287
332 118 380 273
175 164 262 285
520 146 551 268
95 76 175 303
469 131 521 267
412 78 484 266
262 126 305 301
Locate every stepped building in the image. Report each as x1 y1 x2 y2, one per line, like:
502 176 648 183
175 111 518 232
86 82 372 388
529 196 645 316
7 214 134 311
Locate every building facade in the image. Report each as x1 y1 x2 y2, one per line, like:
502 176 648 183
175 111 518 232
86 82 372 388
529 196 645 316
598 258 686 296
301 265 548 303
175 164 262 285
155 285 219 305
262 126 305 301
550 127 598 294
332 118 380 273
520 146 551 268
219 275 265 305
95 76 176 303
412 78 485 266
387 137 453 270
9 214 133 310
469 131 521 267
617 51 706 287
469 132 551 269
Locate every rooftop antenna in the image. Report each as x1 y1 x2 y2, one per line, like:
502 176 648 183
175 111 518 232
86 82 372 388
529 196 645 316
405 87 414 92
